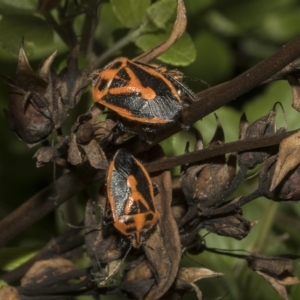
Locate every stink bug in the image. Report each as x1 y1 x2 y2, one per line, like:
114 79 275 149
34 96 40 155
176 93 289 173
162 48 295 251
106 148 158 247
91 57 186 131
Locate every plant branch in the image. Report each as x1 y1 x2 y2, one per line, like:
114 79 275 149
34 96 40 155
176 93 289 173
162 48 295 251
126 34 300 153
144 130 295 172
0 166 104 249
80 0 103 56
0 227 84 284
43 11 78 48
186 35 300 124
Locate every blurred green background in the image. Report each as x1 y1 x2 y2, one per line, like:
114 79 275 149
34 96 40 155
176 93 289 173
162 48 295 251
1 0 300 299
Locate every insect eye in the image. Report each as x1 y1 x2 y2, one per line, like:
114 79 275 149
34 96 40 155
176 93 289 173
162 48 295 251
145 213 154 221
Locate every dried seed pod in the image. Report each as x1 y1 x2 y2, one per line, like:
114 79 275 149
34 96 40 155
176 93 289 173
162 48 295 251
181 120 236 222
119 258 155 299
259 155 300 202
0 286 21 300
246 255 299 300
238 110 277 169
286 74 300 112
195 154 236 211
204 211 252 240
68 107 115 169
3 43 88 147
270 130 300 191
3 43 57 146
21 257 77 287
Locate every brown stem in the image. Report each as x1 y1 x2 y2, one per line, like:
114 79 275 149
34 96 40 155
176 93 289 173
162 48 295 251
43 11 78 48
0 166 104 249
80 0 102 56
145 130 295 172
204 246 248 259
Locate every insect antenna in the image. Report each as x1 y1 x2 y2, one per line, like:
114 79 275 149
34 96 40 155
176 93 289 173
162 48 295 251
164 72 199 101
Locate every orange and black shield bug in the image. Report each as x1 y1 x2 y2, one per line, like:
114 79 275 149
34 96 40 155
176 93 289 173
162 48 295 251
91 57 183 129
106 148 158 248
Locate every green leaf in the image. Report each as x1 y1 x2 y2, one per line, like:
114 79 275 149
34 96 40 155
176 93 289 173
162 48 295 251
290 275 300 300
205 10 242 37
160 130 195 175
238 37 279 59
146 0 176 29
194 106 240 144
110 0 151 28
0 0 36 14
0 280 8 287
0 247 38 271
243 81 299 131
183 31 234 86
94 2 123 46
259 8 300 42
217 0 295 35
184 0 214 14
0 15 66 60
135 26 196 66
